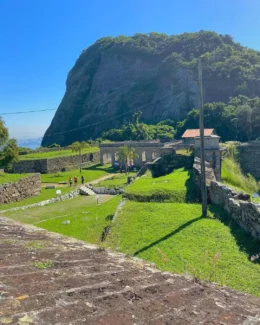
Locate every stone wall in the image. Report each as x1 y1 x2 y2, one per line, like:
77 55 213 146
238 141 260 180
151 152 194 177
193 157 260 240
12 152 100 174
210 181 260 239
0 174 41 205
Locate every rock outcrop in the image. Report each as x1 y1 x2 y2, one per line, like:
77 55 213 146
42 31 260 146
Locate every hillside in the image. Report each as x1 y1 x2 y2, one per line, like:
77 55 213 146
42 31 260 146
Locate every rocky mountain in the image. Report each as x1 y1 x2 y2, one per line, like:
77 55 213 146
42 31 260 147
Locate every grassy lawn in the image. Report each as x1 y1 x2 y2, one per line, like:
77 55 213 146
40 164 113 183
19 146 99 160
37 195 121 244
106 201 260 296
0 187 73 211
0 173 29 185
125 168 197 202
3 195 100 224
5 195 122 244
96 172 136 188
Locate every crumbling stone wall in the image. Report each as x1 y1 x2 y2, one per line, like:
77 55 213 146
0 174 41 205
193 158 260 239
238 141 260 180
210 181 260 239
12 152 100 174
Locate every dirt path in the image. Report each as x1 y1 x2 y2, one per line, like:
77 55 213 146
41 173 117 188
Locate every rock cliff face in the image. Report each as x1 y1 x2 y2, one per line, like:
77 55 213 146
42 31 260 146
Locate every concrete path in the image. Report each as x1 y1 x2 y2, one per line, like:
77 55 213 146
0 217 260 325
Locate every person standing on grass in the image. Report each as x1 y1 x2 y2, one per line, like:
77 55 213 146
81 175 85 185
96 194 99 205
74 176 78 186
69 177 73 187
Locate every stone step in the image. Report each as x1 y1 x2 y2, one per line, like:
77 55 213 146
79 185 96 196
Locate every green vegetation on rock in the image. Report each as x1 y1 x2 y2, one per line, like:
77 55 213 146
42 31 260 146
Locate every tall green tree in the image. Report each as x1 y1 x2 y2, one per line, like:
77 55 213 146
117 146 139 174
71 141 89 173
0 118 19 170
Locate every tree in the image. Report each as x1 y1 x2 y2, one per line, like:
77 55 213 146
0 118 19 170
133 111 143 125
0 139 19 170
117 146 139 174
71 141 89 173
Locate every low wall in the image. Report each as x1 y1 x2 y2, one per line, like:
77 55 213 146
210 182 260 239
0 174 41 205
238 141 260 180
151 152 194 177
193 158 260 239
12 152 100 174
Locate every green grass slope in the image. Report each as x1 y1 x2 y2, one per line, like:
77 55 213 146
40 164 112 183
0 173 29 185
106 201 260 296
36 195 121 244
19 147 99 160
125 168 197 202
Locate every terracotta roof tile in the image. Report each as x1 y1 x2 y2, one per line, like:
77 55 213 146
182 129 214 138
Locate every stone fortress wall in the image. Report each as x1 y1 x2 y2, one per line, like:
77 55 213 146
12 152 100 174
193 157 260 240
0 174 41 205
237 141 260 181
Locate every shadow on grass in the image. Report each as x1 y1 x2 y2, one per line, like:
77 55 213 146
134 216 203 256
83 164 115 173
185 169 200 203
209 204 260 261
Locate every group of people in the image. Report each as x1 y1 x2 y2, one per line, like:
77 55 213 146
69 175 85 187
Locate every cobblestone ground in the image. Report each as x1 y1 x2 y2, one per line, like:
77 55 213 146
0 217 260 325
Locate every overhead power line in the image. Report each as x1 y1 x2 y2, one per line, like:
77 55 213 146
44 91 175 138
0 108 56 116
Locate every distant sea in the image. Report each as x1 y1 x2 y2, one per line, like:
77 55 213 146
17 138 42 150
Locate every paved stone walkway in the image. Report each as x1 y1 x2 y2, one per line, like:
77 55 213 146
0 217 260 325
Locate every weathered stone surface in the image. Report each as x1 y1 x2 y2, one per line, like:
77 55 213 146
210 181 260 239
0 174 41 205
12 152 100 174
193 158 260 239
238 141 260 180
1 217 260 325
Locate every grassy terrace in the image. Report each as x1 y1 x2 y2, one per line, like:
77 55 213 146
125 168 197 202
40 164 113 183
0 173 29 185
106 201 260 296
4 165 260 297
5 195 121 243
96 172 136 188
19 146 99 160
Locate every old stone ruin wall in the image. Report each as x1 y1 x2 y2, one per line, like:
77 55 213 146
0 174 41 205
237 141 260 181
193 157 260 240
12 152 100 174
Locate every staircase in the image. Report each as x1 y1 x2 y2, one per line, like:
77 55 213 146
79 185 96 196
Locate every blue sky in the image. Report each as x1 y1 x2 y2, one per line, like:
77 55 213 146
1 0 260 140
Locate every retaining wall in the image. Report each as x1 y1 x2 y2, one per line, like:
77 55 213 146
238 141 260 180
193 157 260 239
0 174 41 205
12 152 100 174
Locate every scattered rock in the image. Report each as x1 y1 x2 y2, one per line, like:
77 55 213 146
62 220 71 225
